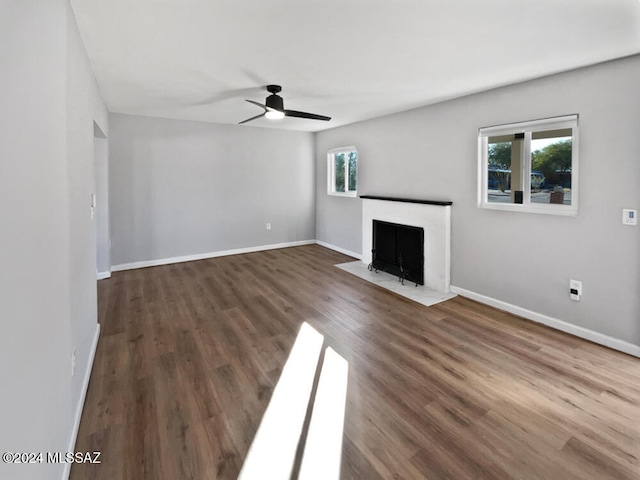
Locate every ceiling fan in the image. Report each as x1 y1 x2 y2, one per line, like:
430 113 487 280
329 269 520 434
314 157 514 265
239 85 331 124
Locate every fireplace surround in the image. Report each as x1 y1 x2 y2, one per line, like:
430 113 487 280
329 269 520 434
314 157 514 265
361 195 452 293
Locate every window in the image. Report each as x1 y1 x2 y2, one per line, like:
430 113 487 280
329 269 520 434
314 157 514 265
478 115 578 215
327 146 357 197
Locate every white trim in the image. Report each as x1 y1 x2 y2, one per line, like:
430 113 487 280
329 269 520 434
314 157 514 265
111 240 316 272
480 114 578 136
478 202 579 216
327 191 358 198
315 240 362 260
62 324 100 480
96 271 111 280
450 285 640 358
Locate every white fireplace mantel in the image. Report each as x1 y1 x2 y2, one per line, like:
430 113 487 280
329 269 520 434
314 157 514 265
361 195 452 293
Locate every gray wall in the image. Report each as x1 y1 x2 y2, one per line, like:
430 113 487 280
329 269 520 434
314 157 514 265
316 55 640 347
109 114 315 266
0 1 107 479
66 0 109 416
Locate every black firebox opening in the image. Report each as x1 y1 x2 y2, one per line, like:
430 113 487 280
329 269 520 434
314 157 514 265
370 220 424 285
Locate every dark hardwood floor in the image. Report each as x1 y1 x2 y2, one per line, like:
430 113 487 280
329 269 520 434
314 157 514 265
71 244 640 479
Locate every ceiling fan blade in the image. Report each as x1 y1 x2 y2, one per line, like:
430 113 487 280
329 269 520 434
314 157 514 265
246 99 267 110
284 109 331 121
238 112 266 124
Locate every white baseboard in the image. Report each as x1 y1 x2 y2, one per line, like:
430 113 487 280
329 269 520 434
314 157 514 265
450 285 640 358
62 324 100 480
315 240 362 260
96 271 111 280
111 240 316 272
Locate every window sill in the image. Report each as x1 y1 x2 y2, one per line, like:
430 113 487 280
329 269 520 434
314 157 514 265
328 191 358 198
478 202 578 216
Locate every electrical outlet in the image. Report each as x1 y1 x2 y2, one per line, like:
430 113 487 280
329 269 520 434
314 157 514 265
71 350 77 376
569 279 582 301
266 223 271 231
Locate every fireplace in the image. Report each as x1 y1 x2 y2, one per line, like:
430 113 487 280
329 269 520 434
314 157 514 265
370 220 424 285
361 195 452 293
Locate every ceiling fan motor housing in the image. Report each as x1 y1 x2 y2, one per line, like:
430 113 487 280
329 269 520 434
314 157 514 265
266 93 284 111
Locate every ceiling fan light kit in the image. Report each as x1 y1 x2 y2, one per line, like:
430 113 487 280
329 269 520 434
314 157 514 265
239 84 331 125
265 110 285 120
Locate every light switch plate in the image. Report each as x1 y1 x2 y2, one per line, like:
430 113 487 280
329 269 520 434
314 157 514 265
90 193 96 220
622 209 637 225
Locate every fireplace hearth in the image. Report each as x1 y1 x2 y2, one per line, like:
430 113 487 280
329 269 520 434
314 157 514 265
369 220 424 285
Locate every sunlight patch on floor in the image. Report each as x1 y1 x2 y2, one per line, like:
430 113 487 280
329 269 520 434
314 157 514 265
238 322 349 480
299 347 349 480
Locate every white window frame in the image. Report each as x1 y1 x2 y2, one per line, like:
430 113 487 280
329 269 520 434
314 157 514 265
327 146 358 197
478 115 579 216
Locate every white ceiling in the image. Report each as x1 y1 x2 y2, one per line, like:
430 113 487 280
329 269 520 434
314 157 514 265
70 0 640 132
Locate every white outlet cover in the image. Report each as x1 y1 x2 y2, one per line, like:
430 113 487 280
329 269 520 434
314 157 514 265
622 209 637 225
569 279 582 301
569 279 582 294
